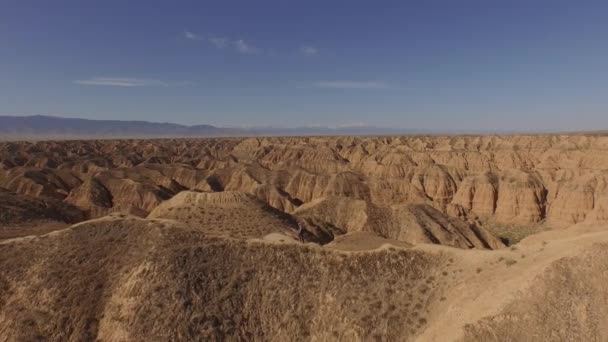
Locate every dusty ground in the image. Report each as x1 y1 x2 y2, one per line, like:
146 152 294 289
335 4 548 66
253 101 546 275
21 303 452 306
2 135 608 340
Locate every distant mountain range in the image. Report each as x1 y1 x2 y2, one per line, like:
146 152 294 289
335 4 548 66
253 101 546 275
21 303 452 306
0 115 426 139
0 115 238 139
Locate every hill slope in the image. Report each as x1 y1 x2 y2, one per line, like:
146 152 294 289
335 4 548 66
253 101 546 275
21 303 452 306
1 217 607 341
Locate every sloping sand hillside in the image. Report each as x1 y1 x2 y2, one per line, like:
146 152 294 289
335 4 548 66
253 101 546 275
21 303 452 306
1 214 607 341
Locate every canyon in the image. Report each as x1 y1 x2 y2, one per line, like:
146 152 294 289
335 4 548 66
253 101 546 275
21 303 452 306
1 135 608 341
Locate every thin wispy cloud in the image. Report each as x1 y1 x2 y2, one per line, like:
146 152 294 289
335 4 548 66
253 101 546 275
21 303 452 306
234 39 260 54
313 81 389 89
74 77 191 87
209 36 229 49
300 45 318 56
184 30 261 54
184 30 200 40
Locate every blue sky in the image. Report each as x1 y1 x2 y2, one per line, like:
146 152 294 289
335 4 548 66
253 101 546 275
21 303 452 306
1 0 608 130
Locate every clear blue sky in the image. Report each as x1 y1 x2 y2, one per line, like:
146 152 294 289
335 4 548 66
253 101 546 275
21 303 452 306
1 0 607 130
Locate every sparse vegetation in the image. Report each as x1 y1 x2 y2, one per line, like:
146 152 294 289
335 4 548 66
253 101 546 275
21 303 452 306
482 221 550 246
2 136 608 341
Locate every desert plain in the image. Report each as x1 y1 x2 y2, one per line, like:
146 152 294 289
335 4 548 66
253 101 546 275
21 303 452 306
1 135 608 341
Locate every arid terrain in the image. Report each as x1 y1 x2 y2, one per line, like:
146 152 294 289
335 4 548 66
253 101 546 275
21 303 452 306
2 135 608 341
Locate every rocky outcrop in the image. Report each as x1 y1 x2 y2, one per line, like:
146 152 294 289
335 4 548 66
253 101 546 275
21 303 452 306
451 173 499 217
294 196 504 249
0 167 81 199
494 170 546 223
4 135 608 245
452 170 547 224
547 171 608 226
64 178 113 218
5 136 608 341
412 165 459 209
148 191 335 243
0 189 83 225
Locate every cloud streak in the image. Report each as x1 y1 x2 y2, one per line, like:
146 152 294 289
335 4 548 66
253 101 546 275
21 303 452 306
234 39 259 54
300 45 318 56
74 77 191 87
209 36 229 48
312 81 389 89
184 30 200 40
184 30 319 57
184 30 261 54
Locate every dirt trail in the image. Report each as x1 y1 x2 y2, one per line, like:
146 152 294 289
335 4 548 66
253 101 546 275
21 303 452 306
417 224 608 341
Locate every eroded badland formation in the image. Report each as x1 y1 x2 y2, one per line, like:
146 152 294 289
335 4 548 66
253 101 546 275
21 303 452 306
2 135 608 341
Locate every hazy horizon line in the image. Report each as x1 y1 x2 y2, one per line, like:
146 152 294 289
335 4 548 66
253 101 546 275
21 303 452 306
0 114 603 136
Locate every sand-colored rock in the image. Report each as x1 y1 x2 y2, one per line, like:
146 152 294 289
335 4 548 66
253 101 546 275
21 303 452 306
294 196 504 249
0 167 81 199
64 178 113 218
493 170 546 224
0 188 83 226
546 171 608 226
3 135 608 340
148 191 335 243
5 134 608 235
451 172 498 217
